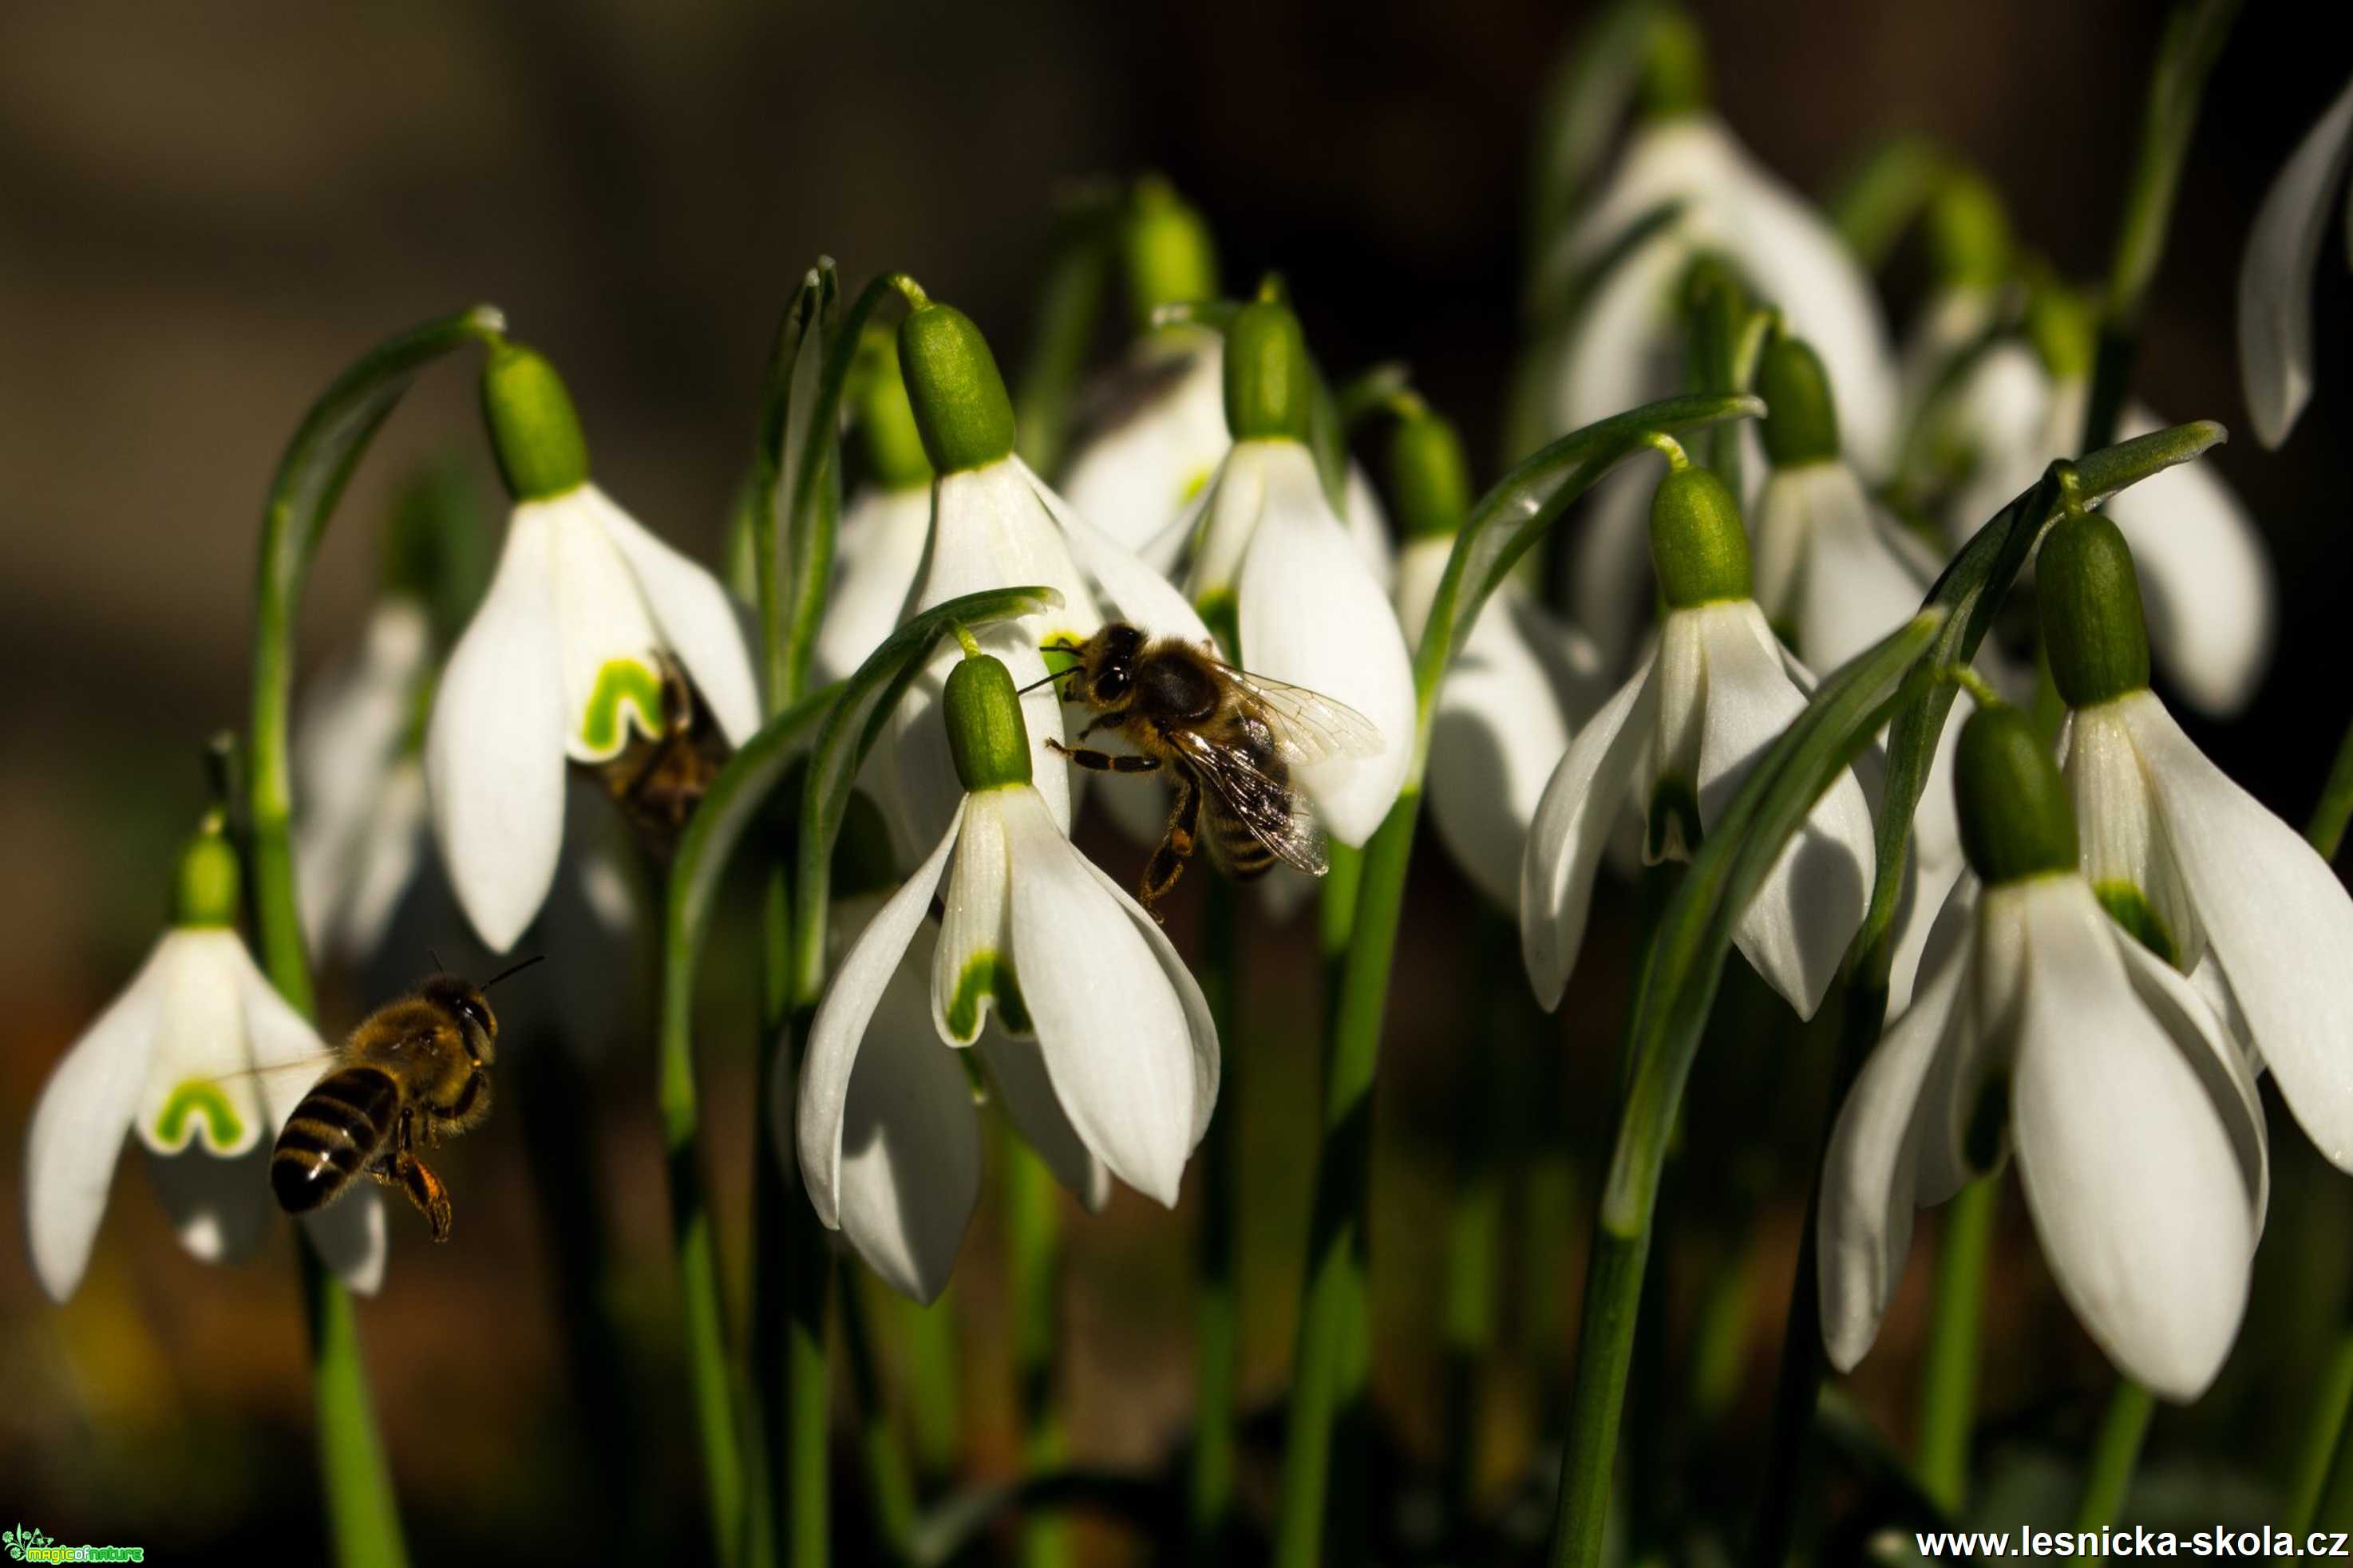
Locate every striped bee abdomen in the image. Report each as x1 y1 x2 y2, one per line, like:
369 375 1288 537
271 1064 399 1215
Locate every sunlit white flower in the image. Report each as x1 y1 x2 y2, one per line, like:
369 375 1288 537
297 598 433 962
2238 73 2353 448
815 485 935 686
1819 705 2265 1402
427 346 758 953
799 654 1216 1301
26 834 385 1302
1522 465 1876 1020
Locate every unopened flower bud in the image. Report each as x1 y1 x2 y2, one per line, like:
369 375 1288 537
481 342 590 502
1223 296 1313 444
943 653 1034 792
1638 7 1709 120
2038 512 2152 709
1121 176 1220 334
1649 466 1751 609
2025 286 2095 384
1955 703 2078 886
898 303 1018 476
1926 168 2011 291
1758 336 1841 468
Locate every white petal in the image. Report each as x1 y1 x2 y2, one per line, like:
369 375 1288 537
979 1032 1113 1213
1549 229 1686 440
2008 877 2254 1401
1233 442 1417 845
305 1188 388 1297
1761 463 1936 675
1427 586 1580 910
585 485 761 745
1394 535 1450 653
231 946 337 1132
1186 441 1268 602
1001 786 1198 1206
2114 930 2270 1238
1521 657 1659 1009
1341 463 1397 595
1061 837 1222 1150
2239 73 2353 448
1567 460 1665 672
136 930 267 1156
1937 346 2057 550
330 761 427 962
2122 690 2353 1171
933 790 1018 1045
1059 334 1229 552
1695 602 1873 1018
2103 406 2274 718
144 1143 275 1266
1894 874 1984 1207
295 598 430 956
799 805 963 1230
1817 916 1972 1372
2065 699 2201 967
1015 457 1214 647
543 493 666 761
426 506 567 953
25 939 168 1300
816 484 935 685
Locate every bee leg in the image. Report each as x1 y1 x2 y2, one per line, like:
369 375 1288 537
390 1151 454 1242
1140 778 1200 917
1046 739 1161 774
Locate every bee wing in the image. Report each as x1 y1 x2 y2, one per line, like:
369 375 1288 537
180 1051 343 1099
1173 729 1331 879
1214 663 1386 767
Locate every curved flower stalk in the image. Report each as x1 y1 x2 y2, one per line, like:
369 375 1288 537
1819 702 2265 1401
2041 512 2353 1171
27 823 384 1302
882 295 1215 857
425 342 760 953
1937 292 2274 717
2240 72 2353 448
1522 460 1876 1021
799 650 1216 1301
296 597 433 962
1391 411 1607 910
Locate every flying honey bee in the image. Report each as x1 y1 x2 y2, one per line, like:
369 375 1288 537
1038 622 1382 910
597 651 731 854
267 958 541 1242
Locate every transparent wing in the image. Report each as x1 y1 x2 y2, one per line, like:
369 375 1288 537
1173 729 1331 878
197 1051 343 1092
1215 662 1385 766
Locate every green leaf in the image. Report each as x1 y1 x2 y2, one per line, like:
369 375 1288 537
791 585 1067 1006
747 261 836 709
1523 0 1670 270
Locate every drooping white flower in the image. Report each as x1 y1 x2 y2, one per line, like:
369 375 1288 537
2039 510 2353 1171
2238 73 2353 448
1936 300 2274 717
1522 464 1876 1020
427 344 758 953
296 598 433 962
797 654 1216 1301
814 484 935 685
26 831 385 1302
1819 704 2265 1401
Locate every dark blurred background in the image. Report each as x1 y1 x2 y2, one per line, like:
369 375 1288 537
6 2 2350 1562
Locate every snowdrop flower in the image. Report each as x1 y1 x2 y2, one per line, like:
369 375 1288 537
1390 409 1605 909
1893 167 2015 423
883 298 1217 857
1818 702 2265 1400
1521 462 1876 1020
2041 511 2353 1171
814 331 937 684
425 343 760 952
2238 73 2353 448
1938 290 2274 717
296 597 432 962
798 650 1217 1300
1169 297 1415 845
26 823 385 1302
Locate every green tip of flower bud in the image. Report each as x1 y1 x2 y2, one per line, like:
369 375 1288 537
1638 7 1710 120
1649 466 1751 609
173 829 241 928
1223 298 1313 444
2037 512 2151 709
1121 176 1220 333
853 326 934 491
897 304 1018 475
2025 286 2095 383
943 653 1034 792
1955 703 2079 886
1926 168 2011 290
481 342 590 502
1758 337 1841 468
1388 411 1471 541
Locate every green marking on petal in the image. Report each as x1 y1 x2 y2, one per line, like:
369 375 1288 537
1645 779 1703 864
579 657 665 755
1195 589 1240 662
156 1080 243 1152
1178 466 1212 504
2094 880 2181 970
946 950 1030 1041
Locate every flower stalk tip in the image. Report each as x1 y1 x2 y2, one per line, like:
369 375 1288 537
480 341 590 501
1955 702 2079 885
173 826 242 929
1647 464 1750 608
2038 511 2153 709
943 653 1034 792
898 302 1018 476
1222 297 1314 444
1757 335 1841 468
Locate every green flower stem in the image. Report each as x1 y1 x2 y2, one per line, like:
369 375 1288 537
243 304 503 1568
2080 0 2242 449
840 1271 917 1557
2072 1380 2156 1551
2289 1338 2353 1530
1915 1175 1999 1512
1006 1137 1071 1568
907 1297 962 1482
2305 713 2353 862
1189 871 1243 1557
1441 918 1518 1523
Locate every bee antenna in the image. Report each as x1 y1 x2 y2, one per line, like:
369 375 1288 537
427 948 444 974
481 954 547 991
1015 667 1076 697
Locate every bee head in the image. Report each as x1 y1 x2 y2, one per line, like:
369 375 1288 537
1063 623 1146 709
420 974 498 1067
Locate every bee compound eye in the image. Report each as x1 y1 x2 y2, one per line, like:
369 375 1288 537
1098 669 1129 701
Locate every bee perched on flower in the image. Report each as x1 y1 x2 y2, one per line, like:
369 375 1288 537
425 342 760 952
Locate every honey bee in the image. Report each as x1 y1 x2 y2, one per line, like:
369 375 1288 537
1040 623 1382 910
268 958 540 1242
597 651 731 854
